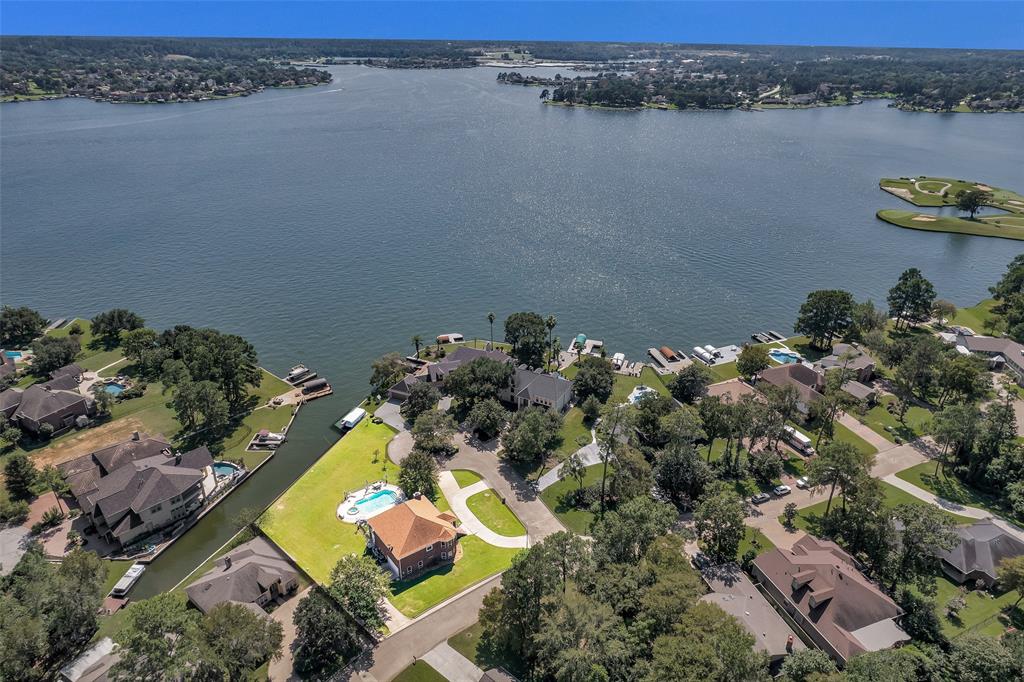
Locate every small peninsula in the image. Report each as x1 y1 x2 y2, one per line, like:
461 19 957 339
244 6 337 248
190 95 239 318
877 176 1024 241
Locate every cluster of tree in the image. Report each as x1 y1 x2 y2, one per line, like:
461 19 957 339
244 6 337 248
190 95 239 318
479 512 773 681
990 253 1024 341
504 311 559 368
108 592 284 681
0 543 108 680
0 305 46 347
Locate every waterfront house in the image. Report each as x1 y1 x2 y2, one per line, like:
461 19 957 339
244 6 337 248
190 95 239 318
937 519 1024 588
366 493 464 579
60 432 213 550
50 362 85 383
815 343 876 384
756 363 876 417
185 536 299 614
387 346 512 401
12 375 94 436
751 535 909 665
0 387 23 419
953 334 1024 382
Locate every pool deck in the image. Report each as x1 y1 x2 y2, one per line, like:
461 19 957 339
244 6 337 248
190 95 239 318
337 483 405 523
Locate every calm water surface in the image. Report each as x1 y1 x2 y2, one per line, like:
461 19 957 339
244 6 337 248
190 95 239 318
2 66 1022 592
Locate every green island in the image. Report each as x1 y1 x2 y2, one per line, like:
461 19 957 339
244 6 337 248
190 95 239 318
878 176 1024 240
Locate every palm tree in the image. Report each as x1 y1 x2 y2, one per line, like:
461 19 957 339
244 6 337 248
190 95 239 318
545 315 557 368
412 334 422 358
487 312 496 346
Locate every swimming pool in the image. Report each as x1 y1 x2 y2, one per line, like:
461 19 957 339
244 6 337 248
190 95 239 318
769 349 801 364
212 462 241 478
98 382 126 396
4 351 22 359
353 489 401 515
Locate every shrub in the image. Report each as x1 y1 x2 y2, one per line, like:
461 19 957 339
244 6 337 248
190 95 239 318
38 423 55 439
68 323 83 336
31 506 66 534
0 499 30 524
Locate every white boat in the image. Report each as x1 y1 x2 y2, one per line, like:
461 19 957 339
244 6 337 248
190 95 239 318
110 563 146 597
285 364 316 384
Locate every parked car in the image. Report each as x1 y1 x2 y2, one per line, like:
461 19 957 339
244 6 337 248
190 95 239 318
773 485 792 497
750 492 771 505
795 477 810 489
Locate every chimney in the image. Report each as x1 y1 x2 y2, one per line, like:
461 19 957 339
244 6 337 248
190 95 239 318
224 556 232 569
132 431 140 441
413 491 422 500
174 452 181 465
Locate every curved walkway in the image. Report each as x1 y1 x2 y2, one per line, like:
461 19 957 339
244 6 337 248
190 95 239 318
438 472 529 549
537 429 598 491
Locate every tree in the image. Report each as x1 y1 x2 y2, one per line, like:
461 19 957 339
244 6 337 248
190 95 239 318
533 588 621 682
888 503 958 592
199 602 284 679
169 328 262 408
942 633 1015 682
411 334 422 358
48 549 107 658
933 298 958 323
609 447 654 504
661 405 706 447
411 409 457 456
887 268 936 331
170 379 229 434
487 311 496 345
93 385 115 417
806 441 873 516
896 587 945 644
668 363 712 404
794 289 855 350
369 352 406 396
328 554 391 632
4 453 37 501
446 356 514 407
747 449 783 485
646 601 769 682
0 595 46 682
28 335 80 375
572 355 615 403
845 649 922 682
503 311 548 367
397 447 439 500
111 594 200 681
955 188 991 219
0 305 45 347
502 406 562 465
813 363 857 448
654 443 712 511
90 308 144 345
779 648 837 681
0 423 22 451
39 465 69 514
783 502 798 528
693 483 746 562
400 381 440 423
736 344 770 380
466 397 509 440
698 395 730 462
563 451 587 491
633 392 675 446
581 394 602 423
849 299 887 341
592 496 676 565
119 327 158 364
595 403 630 516
932 402 981 474
293 587 362 679
545 315 557 367
999 555 1024 608
936 354 987 406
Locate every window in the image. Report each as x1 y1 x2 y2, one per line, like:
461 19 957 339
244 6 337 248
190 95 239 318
441 552 448 560
425 544 433 552
417 560 423 568
404 565 412 575
150 504 162 513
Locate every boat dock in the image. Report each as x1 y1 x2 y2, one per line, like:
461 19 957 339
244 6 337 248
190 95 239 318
648 346 694 375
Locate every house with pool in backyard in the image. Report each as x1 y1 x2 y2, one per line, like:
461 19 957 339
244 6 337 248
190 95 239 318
59 432 246 554
363 493 466 579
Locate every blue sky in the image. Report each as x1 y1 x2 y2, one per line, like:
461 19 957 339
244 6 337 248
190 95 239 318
2 1 1022 50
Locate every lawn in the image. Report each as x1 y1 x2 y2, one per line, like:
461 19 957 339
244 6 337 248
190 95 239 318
895 462 1022 526
250 369 293 405
217 403 296 469
101 559 134 595
392 661 447 682
554 407 591 458
452 469 484 488
790 420 877 457
949 299 998 334
466 489 526 537
262 420 399 583
709 361 740 382
737 526 776 561
609 366 671 404
859 396 933 444
785 480 976 531
931 574 1023 638
539 462 607 534
877 209 1024 241
449 621 528 679
388 536 519 618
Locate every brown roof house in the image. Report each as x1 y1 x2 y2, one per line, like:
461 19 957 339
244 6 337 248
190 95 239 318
815 344 876 384
757 363 876 418
185 536 299 614
751 535 909 665
60 433 213 550
366 493 465 579
12 374 94 436
387 346 513 401
937 519 1024 588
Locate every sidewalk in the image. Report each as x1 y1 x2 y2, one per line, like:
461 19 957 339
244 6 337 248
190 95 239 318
421 641 484 682
837 412 895 453
437 472 529 549
537 430 599 491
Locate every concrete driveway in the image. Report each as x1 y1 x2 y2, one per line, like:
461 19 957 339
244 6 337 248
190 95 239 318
438 472 529 549
0 525 31 575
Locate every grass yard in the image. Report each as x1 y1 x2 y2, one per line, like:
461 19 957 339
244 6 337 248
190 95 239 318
790 420 877 457
465 489 526 537
709 361 740 382
859 395 933 444
217 404 295 469
449 621 529 679
539 462 607 534
737 526 776 561
785 480 976 531
392 661 447 682
388 536 519 618
609 366 671 404
895 462 1022 526
931 574 1023 638
554 407 591 458
950 299 998 334
262 420 399 583
101 559 134 596
452 469 484 488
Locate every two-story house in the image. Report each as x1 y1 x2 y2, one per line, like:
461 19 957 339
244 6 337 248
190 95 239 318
366 493 465 580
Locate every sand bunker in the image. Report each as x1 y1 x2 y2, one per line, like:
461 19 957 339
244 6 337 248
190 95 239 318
912 215 937 222
882 186 914 201
1009 200 1024 206
975 184 993 191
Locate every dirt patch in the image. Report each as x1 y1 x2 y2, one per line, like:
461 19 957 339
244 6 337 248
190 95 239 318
881 186 914 201
975 184 993 191
912 215 937 222
30 416 153 467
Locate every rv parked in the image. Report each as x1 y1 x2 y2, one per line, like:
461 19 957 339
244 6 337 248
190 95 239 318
783 425 814 455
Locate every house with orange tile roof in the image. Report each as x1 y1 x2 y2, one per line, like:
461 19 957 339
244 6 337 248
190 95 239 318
366 493 465 579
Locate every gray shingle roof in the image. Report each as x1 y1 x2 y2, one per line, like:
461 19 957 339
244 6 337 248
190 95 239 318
50 363 84 380
0 388 24 415
938 519 1024 583
513 368 573 404
185 537 297 614
13 378 88 422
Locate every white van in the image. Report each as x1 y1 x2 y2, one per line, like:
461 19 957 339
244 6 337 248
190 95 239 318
783 425 814 455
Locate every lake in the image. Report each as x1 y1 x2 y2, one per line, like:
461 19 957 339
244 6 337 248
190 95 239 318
2 65 1022 593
